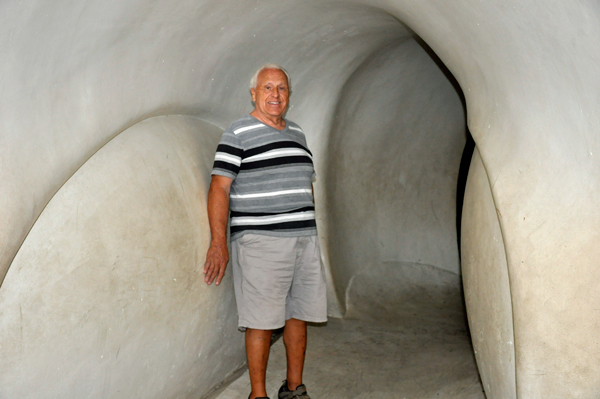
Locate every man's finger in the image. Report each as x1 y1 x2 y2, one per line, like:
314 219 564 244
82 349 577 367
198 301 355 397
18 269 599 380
204 259 215 284
215 265 226 286
206 270 215 284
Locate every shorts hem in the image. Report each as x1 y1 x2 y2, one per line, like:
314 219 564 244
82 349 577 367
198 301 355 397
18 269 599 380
285 314 328 324
238 321 286 332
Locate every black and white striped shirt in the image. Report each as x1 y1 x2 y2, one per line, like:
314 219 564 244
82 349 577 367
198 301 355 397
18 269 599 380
211 114 317 240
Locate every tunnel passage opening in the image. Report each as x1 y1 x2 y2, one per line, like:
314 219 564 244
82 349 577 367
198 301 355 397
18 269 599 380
318 22 485 395
324 28 474 333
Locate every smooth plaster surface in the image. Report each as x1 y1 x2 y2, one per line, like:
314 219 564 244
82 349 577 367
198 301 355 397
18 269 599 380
0 116 245 398
2 0 600 398
462 149 516 399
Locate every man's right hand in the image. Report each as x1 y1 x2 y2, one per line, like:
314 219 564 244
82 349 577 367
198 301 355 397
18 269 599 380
203 175 233 286
203 242 229 286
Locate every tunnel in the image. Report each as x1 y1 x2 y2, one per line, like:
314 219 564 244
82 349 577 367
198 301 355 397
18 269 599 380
1 1 600 398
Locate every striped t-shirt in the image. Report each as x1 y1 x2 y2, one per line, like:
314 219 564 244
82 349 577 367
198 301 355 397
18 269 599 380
211 114 317 241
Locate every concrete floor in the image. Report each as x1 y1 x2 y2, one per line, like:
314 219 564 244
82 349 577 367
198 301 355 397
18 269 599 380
211 263 485 399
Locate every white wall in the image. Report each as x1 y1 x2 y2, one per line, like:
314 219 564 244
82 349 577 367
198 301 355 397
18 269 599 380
462 149 516 399
1 0 600 397
0 116 246 398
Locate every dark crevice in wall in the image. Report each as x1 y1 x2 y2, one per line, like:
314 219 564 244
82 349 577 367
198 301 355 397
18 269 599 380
456 129 475 260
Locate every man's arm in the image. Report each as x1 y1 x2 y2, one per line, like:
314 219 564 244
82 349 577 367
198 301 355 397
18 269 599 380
203 175 233 286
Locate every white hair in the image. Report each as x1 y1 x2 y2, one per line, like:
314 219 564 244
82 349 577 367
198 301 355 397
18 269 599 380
250 63 291 90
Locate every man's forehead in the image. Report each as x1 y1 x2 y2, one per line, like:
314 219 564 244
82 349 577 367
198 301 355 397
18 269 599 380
257 69 288 85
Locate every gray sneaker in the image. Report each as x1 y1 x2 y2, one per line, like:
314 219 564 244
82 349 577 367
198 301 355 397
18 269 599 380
278 380 310 399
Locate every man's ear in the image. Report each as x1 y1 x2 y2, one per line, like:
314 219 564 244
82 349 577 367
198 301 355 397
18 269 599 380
250 88 257 103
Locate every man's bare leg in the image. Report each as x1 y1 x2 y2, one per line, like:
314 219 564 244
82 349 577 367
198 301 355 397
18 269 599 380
246 328 273 399
283 318 307 391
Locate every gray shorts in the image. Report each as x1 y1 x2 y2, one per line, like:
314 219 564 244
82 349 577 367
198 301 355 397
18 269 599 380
231 234 328 330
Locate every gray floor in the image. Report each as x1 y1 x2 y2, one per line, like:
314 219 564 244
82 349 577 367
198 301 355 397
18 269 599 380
212 263 486 399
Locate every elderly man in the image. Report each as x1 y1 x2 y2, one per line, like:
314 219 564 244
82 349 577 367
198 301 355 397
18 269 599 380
203 64 327 399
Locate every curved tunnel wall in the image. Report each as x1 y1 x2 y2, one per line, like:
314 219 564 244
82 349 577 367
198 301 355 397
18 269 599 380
0 116 245 398
2 1 600 398
462 149 516 399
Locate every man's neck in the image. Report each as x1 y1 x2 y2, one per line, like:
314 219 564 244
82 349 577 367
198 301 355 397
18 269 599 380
250 111 286 131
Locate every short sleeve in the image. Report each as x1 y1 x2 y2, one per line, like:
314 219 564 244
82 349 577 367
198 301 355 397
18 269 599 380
211 130 243 180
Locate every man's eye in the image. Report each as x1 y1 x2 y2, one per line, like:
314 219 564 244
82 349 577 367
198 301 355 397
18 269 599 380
278 87 287 92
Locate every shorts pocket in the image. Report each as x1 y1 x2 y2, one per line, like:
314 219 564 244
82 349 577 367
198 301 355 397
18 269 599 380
238 233 262 246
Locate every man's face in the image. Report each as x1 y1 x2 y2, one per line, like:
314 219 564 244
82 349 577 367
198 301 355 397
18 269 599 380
251 68 289 120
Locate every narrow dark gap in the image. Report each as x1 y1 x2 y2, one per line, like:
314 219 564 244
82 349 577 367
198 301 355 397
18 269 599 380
456 129 476 259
